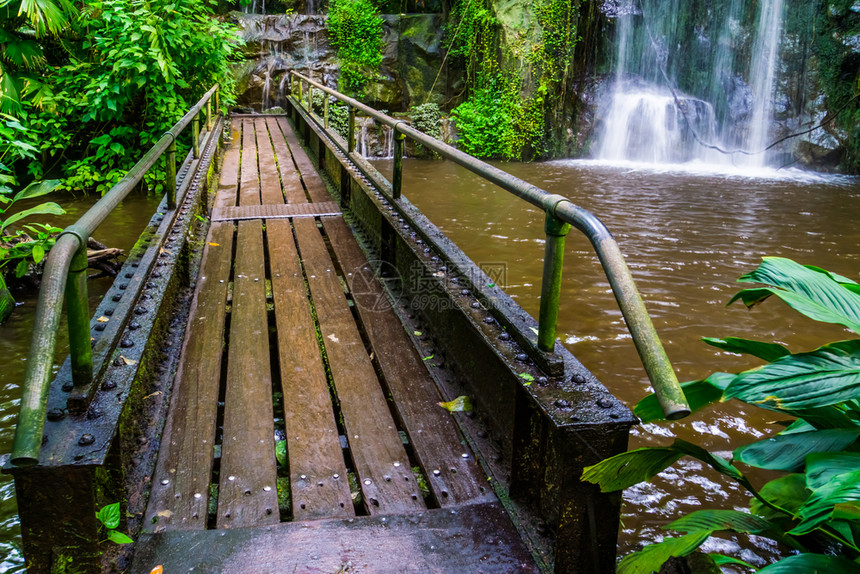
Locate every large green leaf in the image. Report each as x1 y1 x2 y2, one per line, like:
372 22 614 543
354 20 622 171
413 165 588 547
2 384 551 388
633 373 732 423
617 533 711 574
750 474 810 527
724 340 860 410
97 502 121 530
666 509 772 535
12 179 60 202
702 337 790 362
581 439 743 493
755 554 860 573
833 501 860 520
581 447 685 493
730 257 860 334
790 469 860 535
733 429 860 472
805 452 860 490
0 202 65 232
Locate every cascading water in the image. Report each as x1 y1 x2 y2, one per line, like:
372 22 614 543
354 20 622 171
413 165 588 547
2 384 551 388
595 0 790 169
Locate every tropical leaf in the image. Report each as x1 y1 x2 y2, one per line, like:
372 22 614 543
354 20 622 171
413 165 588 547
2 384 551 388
634 373 732 423
733 429 860 472
790 469 860 535
702 337 790 362
581 447 684 493
723 340 860 410
832 501 860 520
730 257 860 334
805 452 860 490
666 509 772 535
12 179 60 202
750 473 810 520
581 439 742 493
0 201 64 232
617 533 711 574
755 553 860 573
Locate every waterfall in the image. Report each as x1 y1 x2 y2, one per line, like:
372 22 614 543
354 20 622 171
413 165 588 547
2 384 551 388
595 0 789 169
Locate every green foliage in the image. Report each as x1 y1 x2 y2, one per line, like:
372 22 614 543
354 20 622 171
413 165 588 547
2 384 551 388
409 102 441 157
95 502 133 544
445 0 578 159
326 0 383 93
23 0 240 195
582 257 860 573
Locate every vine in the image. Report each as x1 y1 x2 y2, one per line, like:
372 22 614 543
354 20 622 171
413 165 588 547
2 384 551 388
445 0 579 160
326 0 384 94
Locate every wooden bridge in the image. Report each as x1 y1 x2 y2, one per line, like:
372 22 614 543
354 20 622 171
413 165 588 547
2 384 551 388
133 114 535 571
4 76 688 573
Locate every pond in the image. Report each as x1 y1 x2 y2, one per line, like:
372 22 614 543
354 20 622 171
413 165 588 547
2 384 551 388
1 160 858 568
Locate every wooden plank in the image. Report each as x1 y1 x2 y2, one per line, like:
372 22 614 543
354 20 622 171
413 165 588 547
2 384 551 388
255 118 285 205
322 217 488 506
214 123 241 209
239 119 260 206
267 219 354 520
144 222 234 531
132 502 540 573
292 217 424 514
211 202 341 222
275 117 330 204
266 116 307 205
217 219 279 528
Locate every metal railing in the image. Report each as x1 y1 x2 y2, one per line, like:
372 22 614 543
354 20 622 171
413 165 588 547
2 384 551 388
290 71 690 420
10 85 220 466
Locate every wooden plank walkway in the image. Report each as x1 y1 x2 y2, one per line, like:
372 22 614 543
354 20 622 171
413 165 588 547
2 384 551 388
135 115 536 572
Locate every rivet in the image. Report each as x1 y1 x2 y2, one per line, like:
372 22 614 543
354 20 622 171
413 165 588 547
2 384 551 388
515 353 528 362
483 316 494 324
78 434 95 446
363 479 372 485
120 338 134 348
332 474 340 479
161 479 170 485
228 475 236 481
597 398 613 409
112 294 122 302
432 469 441 476
194 493 202 499
102 380 117 390
461 453 469 459
572 374 586 384
263 486 272 491
393 462 401 467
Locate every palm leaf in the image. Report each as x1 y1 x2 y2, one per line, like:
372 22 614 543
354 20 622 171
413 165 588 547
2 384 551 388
790 469 860 535
617 533 711 574
633 373 732 423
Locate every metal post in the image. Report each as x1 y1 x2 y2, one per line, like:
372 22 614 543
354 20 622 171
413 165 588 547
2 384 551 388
308 85 313 112
192 114 200 159
348 106 356 154
166 139 177 210
215 87 220 115
393 130 406 199
324 96 329 129
299 80 303 106
66 245 93 387
537 212 571 353
206 99 212 131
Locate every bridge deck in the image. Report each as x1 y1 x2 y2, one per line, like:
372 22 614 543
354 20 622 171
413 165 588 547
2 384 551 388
132 116 537 572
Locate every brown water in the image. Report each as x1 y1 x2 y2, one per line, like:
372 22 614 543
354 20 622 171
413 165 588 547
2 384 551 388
1 163 858 567
375 157 860 565
0 191 163 572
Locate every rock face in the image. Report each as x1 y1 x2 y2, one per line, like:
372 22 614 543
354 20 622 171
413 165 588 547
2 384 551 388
231 12 457 113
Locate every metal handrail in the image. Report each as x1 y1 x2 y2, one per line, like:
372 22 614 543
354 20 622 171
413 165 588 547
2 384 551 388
11 84 220 466
290 71 690 420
